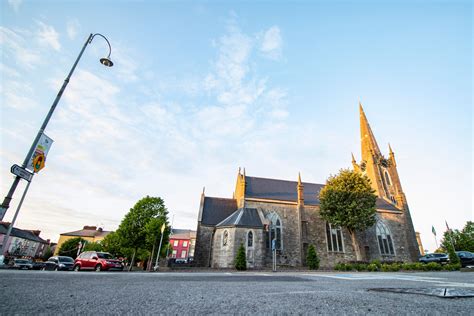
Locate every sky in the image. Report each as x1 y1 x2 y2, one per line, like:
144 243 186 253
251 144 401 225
0 0 472 252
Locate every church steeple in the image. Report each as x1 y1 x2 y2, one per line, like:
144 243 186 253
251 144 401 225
360 102 382 161
297 172 304 205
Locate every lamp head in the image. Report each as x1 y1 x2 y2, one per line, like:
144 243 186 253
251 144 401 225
100 57 113 67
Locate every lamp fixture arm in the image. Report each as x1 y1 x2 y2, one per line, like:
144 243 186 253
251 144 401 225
91 33 112 58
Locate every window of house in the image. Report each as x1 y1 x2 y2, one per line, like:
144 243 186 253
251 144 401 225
376 221 395 255
223 230 229 247
173 240 178 247
247 231 253 248
183 241 188 247
326 222 344 252
181 250 187 258
172 250 177 258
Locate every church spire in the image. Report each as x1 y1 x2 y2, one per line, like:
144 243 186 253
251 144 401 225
388 143 397 167
351 152 360 172
297 172 304 205
360 102 381 160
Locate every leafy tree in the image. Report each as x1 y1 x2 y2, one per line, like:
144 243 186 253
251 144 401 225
144 217 170 270
41 246 53 261
447 243 460 265
83 241 103 252
58 237 86 259
440 221 474 252
306 245 319 270
101 232 125 257
319 169 377 261
116 196 168 271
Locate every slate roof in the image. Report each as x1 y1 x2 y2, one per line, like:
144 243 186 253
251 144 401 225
0 222 48 243
61 227 111 238
244 176 401 211
245 176 324 205
201 197 238 226
170 229 197 240
216 208 263 228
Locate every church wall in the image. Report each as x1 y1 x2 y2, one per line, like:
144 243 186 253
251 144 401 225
194 224 214 267
303 205 358 268
211 228 236 268
245 201 302 267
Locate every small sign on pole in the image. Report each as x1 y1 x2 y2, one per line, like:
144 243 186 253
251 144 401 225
10 165 33 182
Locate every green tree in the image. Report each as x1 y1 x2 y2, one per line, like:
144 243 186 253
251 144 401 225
447 243 461 265
102 232 126 257
82 241 103 252
116 196 168 271
306 245 320 270
440 221 474 252
319 169 377 261
144 217 170 270
41 246 53 261
235 244 247 271
58 237 86 259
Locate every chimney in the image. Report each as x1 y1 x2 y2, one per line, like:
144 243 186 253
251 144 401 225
83 226 97 230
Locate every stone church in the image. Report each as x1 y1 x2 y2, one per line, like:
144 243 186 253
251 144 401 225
194 104 420 269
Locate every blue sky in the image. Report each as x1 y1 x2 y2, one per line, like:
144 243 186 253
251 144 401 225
1 0 472 251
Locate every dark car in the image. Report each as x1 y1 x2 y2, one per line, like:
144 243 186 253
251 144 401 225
12 259 33 270
456 251 474 267
74 251 124 272
419 253 449 264
43 256 74 271
32 261 46 270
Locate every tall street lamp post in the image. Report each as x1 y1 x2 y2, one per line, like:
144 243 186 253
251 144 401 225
0 33 113 254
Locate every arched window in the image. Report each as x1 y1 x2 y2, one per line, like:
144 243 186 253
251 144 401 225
247 231 253 248
326 222 344 252
266 212 283 250
222 230 229 247
376 221 395 255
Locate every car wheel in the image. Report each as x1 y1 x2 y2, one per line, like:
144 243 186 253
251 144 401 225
73 265 80 272
95 264 102 272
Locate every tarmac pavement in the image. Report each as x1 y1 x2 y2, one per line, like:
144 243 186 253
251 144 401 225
0 270 473 314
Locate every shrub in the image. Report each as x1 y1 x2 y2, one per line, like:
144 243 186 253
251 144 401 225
334 263 353 271
354 263 368 271
370 259 382 269
367 263 378 272
306 245 320 270
447 245 461 265
234 244 247 271
443 263 461 271
425 262 442 271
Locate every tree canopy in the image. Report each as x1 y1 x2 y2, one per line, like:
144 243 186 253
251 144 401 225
58 237 85 259
319 169 377 232
319 169 377 260
441 221 474 252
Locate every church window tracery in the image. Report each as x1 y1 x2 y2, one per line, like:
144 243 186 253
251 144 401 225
326 222 344 252
266 212 283 250
247 231 253 248
222 230 228 247
376 221 395 255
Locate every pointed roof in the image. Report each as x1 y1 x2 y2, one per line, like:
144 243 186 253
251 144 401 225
216 208 263 228
359 103 381 158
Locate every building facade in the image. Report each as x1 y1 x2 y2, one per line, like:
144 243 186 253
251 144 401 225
54 226 110 255
169 229 196 261
0 222 50 258
194 105 420 269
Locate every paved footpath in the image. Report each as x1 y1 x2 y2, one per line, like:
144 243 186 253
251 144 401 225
0 270 473 314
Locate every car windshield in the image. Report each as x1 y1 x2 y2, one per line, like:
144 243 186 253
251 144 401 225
97 253 114 259
15 259 29 264
58 257 74 263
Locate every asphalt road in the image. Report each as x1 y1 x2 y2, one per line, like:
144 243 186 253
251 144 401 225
0 270 473 314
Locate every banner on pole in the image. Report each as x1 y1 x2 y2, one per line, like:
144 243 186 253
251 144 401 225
26 133 53 173
431 226 436 236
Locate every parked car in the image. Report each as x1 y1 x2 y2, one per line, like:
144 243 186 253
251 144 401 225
74 251 124 272
456 251 474 267
12 259 33 270
32 261 46 270
43 256 74 271
418 253 449 264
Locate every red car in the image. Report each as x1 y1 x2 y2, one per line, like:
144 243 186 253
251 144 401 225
74 251 124 272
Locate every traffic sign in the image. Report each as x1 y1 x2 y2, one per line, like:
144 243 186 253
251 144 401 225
10 164 33 182
33 153 45 173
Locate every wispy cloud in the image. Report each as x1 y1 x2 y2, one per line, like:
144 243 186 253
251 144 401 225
7 0 22 12
66 19 80 40
260 26 282 60
36 21 61 51
0 26 41 68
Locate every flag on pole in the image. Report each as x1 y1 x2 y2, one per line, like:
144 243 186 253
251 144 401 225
161 223 166 233
431 226 436 236
445 220 451 232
